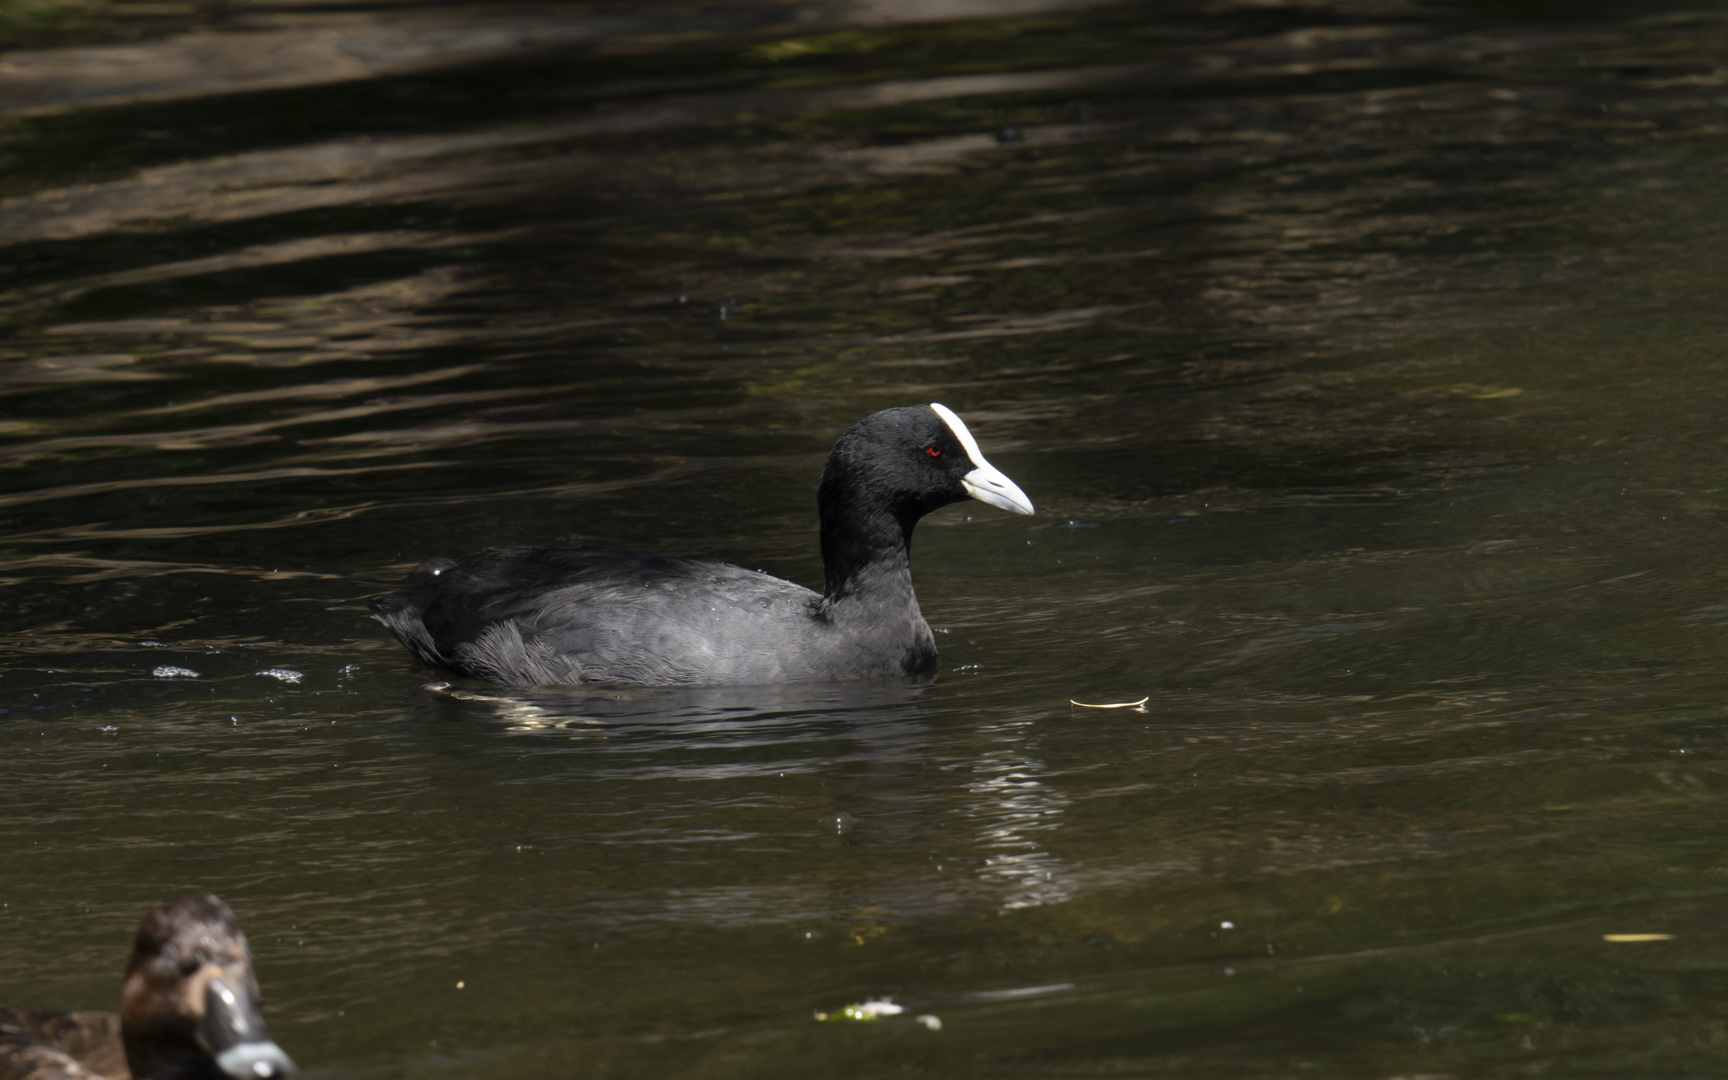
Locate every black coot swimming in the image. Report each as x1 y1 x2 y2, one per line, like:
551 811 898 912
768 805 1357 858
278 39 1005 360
370 403 1034 686
0 893 296 1080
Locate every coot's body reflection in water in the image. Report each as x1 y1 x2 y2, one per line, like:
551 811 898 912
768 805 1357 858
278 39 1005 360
401 680 1073 917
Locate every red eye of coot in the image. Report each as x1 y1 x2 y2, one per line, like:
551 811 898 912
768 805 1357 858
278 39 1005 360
925 446 941 457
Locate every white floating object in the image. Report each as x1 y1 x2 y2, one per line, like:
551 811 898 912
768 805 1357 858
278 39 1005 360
815 997 904 1022
1070 697 1149 709
915 1014 942 1031
962 983 1074 1002
255 669 304 683
152 665 200 679
1221 921 1235 929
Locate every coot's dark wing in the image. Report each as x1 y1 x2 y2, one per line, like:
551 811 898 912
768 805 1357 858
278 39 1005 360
0 1011 124 1080
370 547 823 685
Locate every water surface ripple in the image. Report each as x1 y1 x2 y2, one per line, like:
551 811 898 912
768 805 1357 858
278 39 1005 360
5 1 1728 1076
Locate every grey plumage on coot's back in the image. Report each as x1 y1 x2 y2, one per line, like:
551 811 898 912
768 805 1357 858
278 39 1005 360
369 403 1034 687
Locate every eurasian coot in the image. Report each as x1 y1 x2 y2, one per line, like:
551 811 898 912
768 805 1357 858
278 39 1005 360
370 403 1034 686
0 893 296 1080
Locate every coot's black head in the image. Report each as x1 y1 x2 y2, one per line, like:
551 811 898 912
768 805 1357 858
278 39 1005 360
819 403 1034 524
121 893 296 1080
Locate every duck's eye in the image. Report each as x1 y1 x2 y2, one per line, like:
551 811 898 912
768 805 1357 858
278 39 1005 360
925 446 942 458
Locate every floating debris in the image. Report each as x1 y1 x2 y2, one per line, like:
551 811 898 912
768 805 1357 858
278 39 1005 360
915 1014 942 1031
1603 933 1674 942
1449 383 1523 399
961 982 1074 1003
816 998 903 1022
1070 697 1149 709
152 665 199 679
255 669 304 683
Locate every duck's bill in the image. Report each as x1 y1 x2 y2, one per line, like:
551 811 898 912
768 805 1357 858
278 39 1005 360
198 970 298 1079
214 1040 298 1080
962 461 1035 515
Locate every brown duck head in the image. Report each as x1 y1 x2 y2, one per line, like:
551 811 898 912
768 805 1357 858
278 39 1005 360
119 894 295 1080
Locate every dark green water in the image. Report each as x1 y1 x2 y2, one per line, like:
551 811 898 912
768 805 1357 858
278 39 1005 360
5 1 1728 1076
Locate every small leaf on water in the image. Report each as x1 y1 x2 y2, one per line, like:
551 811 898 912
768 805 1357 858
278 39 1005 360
1070 697 1149 709
1603 933 1674 942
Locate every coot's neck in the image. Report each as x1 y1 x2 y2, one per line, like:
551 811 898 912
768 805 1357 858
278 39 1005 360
816 479 920 611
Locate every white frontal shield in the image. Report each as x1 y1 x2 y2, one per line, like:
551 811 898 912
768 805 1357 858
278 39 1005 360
930 403 1034 515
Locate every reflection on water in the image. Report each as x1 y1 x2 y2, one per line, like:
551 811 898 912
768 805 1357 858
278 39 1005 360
426 679 934 777
961 718 1073 911
5 1 1728 1077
